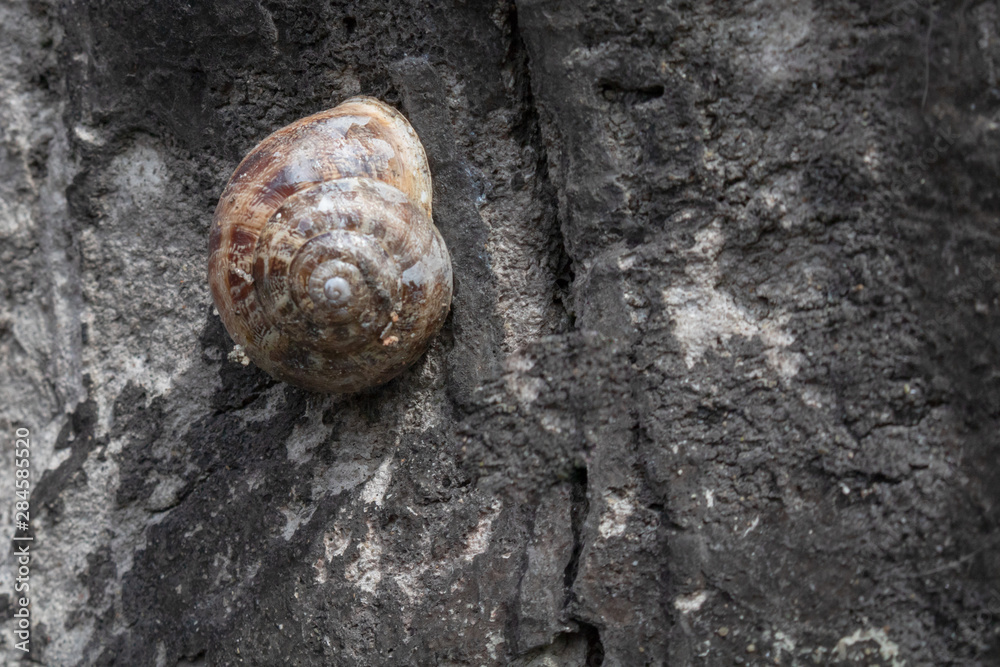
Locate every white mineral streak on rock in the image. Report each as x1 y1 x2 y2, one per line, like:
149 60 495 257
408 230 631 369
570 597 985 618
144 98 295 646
598 488 636 539
741 515 761 537
393 499 504 604
324 522 351 560
344 521 383 595
485 630 505 660
462 499 502 561
740 2 814 82
85 142 198 436
505 352 545 407
834 627 904 667
335 487 501 600
285 405 329 464
361 457 393 507
279 503 316 541
673 590 709 614
314 512 352 584
312 558 328 584
314 460 378 498
662 222 803 379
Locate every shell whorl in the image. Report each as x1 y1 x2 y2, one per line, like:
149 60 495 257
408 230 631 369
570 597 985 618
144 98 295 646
208 97 452 393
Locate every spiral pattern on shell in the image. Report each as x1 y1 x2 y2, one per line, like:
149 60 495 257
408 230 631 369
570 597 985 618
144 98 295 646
208 97 453 393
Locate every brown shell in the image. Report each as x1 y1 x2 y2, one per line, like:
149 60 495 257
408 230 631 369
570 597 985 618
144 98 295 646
208 97 452 393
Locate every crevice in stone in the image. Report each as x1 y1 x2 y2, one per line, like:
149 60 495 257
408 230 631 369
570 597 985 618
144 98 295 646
559 468 605 665
579 621 606 666
562 466 589 596
176 648 207 666
507 0 576 334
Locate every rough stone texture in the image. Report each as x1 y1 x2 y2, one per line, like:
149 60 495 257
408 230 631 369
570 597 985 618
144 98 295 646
1 0 999 665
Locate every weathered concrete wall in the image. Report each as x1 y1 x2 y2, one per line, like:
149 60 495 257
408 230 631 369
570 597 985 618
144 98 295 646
1 0 998 664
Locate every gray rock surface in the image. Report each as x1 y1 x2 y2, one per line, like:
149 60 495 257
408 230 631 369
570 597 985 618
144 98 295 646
1 0 999 664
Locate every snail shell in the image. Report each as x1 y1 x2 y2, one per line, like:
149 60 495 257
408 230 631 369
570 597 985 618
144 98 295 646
208 97 453 393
